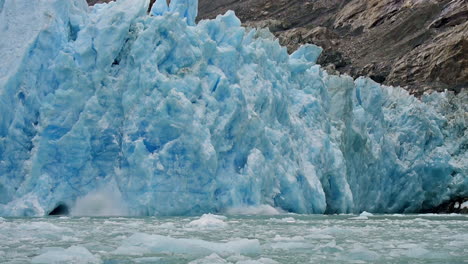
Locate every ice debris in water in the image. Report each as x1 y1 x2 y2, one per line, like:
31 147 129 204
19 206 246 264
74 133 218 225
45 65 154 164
269 235 312 250
188 213 228 229
349 211 373 220
189 253 280 264
346 245 380 262
359 211 373 217
0 0 467 216
114 233 261 256
189 254 228 264
31 246 100 264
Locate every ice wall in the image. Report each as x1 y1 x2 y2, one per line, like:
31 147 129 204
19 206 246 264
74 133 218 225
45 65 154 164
0 0 466 216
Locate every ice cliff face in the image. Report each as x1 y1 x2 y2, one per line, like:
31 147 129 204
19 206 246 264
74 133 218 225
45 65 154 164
0 0 466 216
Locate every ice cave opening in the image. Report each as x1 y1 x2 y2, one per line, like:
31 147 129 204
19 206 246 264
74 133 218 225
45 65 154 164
48 204 70 216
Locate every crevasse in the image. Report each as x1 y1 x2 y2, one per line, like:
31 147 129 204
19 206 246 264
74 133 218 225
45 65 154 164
0 0 466 216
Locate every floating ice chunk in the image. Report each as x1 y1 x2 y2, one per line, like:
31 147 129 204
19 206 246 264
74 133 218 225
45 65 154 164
307 232 335 240
18 222 72 232
392 214 405 217
316 240 344 253
349 215 368 220
13 222 73 240
359 211 374 217
347 245 380 261
269 217 297 223
134 257 164 263
416 214 461 217
272 235 305 242
269 235 311 250
404 246 431 258
190 254 279 264
114 233 261 256
187 214 228 229
31 246 101 264
236 258 280 264
447 234 468 248
396 243 435 258
189 253 228 264
269 241 313 250
158 222 176 229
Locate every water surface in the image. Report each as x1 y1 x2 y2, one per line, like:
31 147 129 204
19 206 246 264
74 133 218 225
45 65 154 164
0 214 467 263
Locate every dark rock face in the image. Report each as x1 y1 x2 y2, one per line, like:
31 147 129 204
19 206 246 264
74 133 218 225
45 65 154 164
198 0 468 96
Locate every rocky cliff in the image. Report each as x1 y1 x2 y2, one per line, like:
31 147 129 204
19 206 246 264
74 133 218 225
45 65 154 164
197 0 467 96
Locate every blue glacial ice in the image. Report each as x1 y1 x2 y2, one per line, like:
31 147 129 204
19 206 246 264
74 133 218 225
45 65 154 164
0 0 466 216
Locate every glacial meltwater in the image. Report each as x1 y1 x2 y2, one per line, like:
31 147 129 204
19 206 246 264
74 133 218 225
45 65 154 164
0 214 466 263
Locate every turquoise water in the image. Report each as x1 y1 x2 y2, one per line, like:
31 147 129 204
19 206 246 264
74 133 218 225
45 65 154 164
0 214 467 263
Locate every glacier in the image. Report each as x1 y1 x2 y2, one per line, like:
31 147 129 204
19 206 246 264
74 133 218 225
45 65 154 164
0 0 466 216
